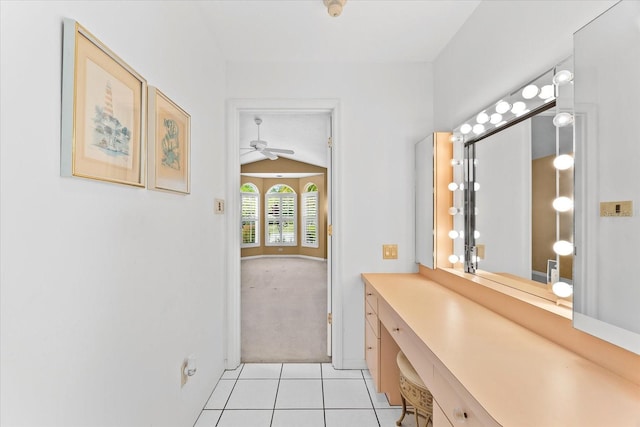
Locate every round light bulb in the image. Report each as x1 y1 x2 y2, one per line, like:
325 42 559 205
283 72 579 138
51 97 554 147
474 230 480 239
448 207 460 215
539 84 554 100
476 111 489 124
490 113 503 124
553 69 574 86
553 112 574 127
553 240 573 256
495 100 511 114
553 154 574 170
474 182 480 191
472 124 485 135
553 196 573 212
522 84 539 99
552 281 573 298
448 182 458 191
448 254 459 264
460 124 472 134
458 230 464 238
511 101 527 115
448 230 459 239
459 182 465 190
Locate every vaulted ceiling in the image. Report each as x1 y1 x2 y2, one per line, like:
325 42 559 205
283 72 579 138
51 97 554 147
207 1 482 169
199 1 480 63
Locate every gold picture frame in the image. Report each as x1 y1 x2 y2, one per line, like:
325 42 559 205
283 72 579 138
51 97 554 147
61 19 146 187
147 87 191 194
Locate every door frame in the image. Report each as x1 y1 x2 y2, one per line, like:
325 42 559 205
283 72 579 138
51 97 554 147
225 98 342 368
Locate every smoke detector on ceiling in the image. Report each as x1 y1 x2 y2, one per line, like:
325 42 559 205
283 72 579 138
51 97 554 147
323 0 347 17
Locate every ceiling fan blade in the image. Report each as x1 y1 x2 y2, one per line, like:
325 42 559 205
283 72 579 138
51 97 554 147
261 150 278 160
266 148 295 155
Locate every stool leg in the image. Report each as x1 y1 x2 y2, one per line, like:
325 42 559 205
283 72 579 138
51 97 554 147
414 409 421 427
396 395 407 426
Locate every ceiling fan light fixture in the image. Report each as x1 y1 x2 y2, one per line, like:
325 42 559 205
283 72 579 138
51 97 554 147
242 116 296 161
323 0 347 17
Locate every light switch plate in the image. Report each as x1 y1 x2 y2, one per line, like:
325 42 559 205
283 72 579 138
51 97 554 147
600 200 632 217
383 244 398 260
214 199 225 214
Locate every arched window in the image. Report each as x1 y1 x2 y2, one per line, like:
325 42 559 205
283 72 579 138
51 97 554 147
302 183 319 248
241 183 259 247
266 184 297 246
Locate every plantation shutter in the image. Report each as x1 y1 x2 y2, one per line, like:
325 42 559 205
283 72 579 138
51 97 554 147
265 193 297 246
302 191 319 248
241 192 259 247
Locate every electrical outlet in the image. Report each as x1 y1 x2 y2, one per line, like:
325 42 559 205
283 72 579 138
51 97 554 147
383 244 398 259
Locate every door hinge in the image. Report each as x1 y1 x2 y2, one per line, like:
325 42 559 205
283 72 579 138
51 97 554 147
328 313 332 325
328 224 333 236
328 137 333 148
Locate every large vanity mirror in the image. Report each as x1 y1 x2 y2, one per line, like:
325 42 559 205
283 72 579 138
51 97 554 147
435 0 640 355
573 0 640 354
444 61 575 304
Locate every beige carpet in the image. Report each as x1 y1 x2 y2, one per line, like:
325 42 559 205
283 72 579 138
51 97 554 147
241 257 331 363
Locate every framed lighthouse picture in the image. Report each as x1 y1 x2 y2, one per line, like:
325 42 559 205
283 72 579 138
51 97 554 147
61 18 146 187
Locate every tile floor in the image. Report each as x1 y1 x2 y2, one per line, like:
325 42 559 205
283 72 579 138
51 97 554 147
193 363 424 427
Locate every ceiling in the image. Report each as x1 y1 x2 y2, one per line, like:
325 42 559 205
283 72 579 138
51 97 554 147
215 1 482 170
199 1 481 63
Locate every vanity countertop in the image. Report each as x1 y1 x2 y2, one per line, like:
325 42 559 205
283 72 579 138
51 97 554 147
361 272 640 427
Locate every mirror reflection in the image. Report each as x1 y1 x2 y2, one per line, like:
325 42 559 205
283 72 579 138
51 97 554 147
446 61 575 303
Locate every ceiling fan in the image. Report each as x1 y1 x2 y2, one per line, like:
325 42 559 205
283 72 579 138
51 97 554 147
240 117 295 160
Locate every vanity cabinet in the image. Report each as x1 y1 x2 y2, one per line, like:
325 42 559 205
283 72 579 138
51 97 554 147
364 284 379 387
364 281 402 405
365 279 490 426
362 273 640 427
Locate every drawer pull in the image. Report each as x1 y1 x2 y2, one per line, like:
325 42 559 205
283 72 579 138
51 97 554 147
453 407 468 422
366 292 373 296
367 346 373 350
393 327 400 332
367 312 373 316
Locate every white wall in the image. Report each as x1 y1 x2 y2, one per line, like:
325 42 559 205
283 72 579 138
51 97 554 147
0 2 226 426
227 62 433 367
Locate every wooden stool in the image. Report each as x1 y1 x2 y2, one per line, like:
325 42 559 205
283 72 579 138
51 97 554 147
396 351 433 427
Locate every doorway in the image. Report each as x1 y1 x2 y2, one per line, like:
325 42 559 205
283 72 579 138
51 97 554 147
225 99 342 368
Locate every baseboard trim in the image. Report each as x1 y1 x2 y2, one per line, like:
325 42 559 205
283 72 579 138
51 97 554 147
241 254 327 262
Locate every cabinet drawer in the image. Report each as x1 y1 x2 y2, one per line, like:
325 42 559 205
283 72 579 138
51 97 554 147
378 300 434 388
433 369 485 427
365 319 380 391
365 300 379 337
364 283 378 314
